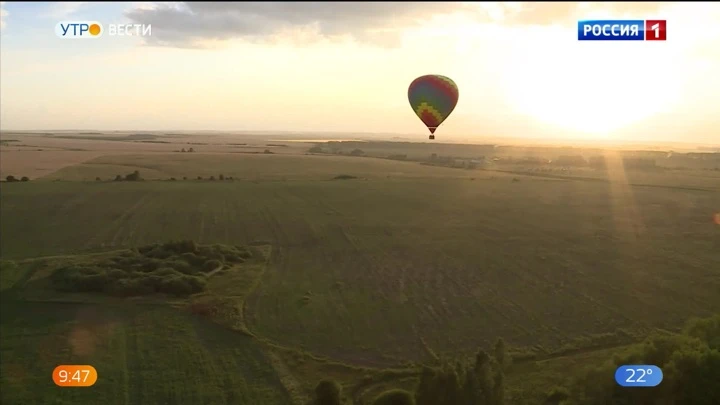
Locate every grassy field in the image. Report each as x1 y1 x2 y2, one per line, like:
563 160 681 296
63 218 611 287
1 149 719 404
41 153 505 181
0 300 290 405
4 154 719 361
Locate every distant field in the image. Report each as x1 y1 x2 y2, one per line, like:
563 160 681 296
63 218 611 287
41 153 508 181
0 133 308 179
3 153 718 371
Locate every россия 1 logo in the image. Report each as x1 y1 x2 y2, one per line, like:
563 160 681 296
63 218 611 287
55 21 152 38
577 20 666 41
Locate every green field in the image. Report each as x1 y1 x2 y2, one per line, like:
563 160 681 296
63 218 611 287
0 301 290 405
2 151 719 404
43 153 498 182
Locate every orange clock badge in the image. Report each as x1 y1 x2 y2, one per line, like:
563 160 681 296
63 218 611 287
53 365 98 387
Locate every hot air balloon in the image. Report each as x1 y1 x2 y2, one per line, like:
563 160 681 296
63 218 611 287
408 74 459 140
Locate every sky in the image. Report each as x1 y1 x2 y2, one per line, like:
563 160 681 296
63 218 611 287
1 2 719 144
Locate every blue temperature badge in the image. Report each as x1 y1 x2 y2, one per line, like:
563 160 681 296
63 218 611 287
615 365 663 387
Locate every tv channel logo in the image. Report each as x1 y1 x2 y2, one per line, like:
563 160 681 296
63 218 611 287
55 21 103 38
578 20 666 41
55 22 152 38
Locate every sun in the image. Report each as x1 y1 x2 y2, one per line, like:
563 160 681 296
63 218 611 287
497 25 683 138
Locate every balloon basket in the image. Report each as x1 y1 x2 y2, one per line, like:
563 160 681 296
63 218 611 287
429 135 435 140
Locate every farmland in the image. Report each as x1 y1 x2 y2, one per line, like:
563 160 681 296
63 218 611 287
1 139 719 404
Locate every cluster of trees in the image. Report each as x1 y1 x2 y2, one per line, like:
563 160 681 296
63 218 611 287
569 313 720 405
180 148 196 153
50 241 251 297
108 170 143 182
307 146 365 157
198 174 235 181
313 339 507 405
312 313 720 405
4 175 30 182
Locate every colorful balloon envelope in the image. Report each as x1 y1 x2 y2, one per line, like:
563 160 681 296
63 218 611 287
408 74 459 139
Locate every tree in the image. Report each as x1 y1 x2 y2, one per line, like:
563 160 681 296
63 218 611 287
197 176 203 180
309 146 323 153
20 176 29 182
219 174 224 180
209 176 216 181
474 349 495 404
494 338 507 369
114 175 123 181
350 149 365 156
182 177 187 180
545 387 570 405
373 389 415 405
5 175 17 182
96 177 102 181
264 149 273 154
314 379 342 405
125 170 141 181
188 147 195 153
181 148 186 152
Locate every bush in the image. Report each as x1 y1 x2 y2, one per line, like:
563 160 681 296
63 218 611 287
159 275 203 297
219 174 225 180
545 386 570 404
168 260 194 274
106 268 129 279
114 175 123 181
5 175 17 182
95 177 102 181
164 240 197 254
372 389 415 405
314 380 342 405
204 259 223 272
333 175 357 180
76 273 109 292
146 246 172 260
50 241 251 298
125 170 141 181
21 176 30 182
153 267 179 277
106 278 154 297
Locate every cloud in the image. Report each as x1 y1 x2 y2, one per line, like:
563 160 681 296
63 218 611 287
125 2 482 47
483 2 666 26
124 2 676 48
1 2 8 31
44 2 87 19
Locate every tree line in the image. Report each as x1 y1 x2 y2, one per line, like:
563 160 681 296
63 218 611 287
314 339 508 405
95 171 237 182
311 313 719 405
